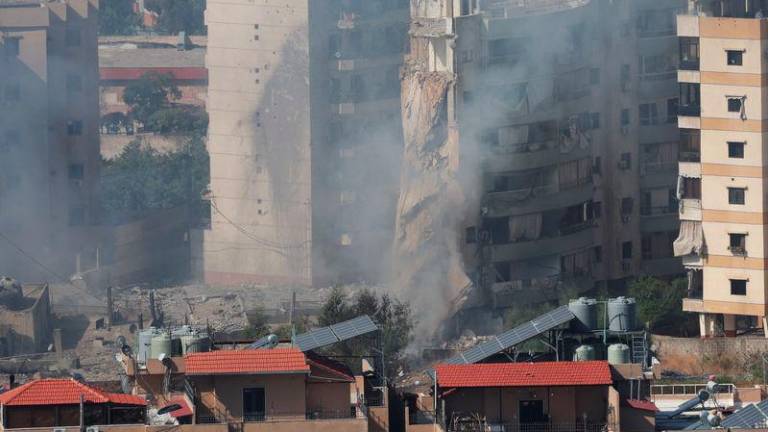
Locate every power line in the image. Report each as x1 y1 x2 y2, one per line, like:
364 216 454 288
0 230 69 283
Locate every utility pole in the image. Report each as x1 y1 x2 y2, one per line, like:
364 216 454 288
79 394 85 432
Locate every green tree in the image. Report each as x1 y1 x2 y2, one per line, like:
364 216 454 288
145 0 206 35
98 0 141 35
101 135 209 224
318 288 413 377
146 106 208 135
629 276 695 334
122 72 181 125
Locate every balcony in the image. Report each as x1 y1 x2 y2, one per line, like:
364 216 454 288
490 226 595 262
682 298 705 313
447 422 611 432
678 104 700 117
640 204 678 217
679 151 700 163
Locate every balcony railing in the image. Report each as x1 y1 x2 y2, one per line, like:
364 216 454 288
679 60 700 71
640 205 678 217
678 104 701 117
197 409 360 424
679 151 700 162
448 422 611 432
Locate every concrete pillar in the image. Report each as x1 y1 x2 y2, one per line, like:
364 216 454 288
699 313 717 338
724 314 737 337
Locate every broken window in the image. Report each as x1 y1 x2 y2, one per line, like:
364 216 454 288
679 37 700 70
680 177 701 199
727 50 744 66
639 103 659 126
730 279 747 296
728 97 743 113
729 233 747 255
728 187 746 205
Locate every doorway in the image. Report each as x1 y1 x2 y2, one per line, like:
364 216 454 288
243 388 266 421
519 400 546 424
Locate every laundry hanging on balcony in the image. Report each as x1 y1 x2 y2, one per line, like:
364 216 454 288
674 220 704 257
508 213 542 241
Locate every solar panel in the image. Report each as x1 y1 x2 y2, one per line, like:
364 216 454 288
293 315 379 352
445 305 575 364
723 400 768 428
294 326 338 352
331 315 378 342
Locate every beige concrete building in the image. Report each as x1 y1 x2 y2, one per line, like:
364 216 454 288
677 0 768 336
197 0 407 286
0 0 100 282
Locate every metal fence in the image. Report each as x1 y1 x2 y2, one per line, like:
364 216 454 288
448 423 611 432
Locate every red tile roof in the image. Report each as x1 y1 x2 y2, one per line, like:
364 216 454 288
100 67 208 81
185 348 310 375
0 379 146 407
624 399 658 412
435 361 612 388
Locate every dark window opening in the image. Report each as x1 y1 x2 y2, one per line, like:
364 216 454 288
465 226 477 244
2 37 19 57
729 233 746 255
680 129 701 162
727 50 743 66
679 83 701 116
67 121 83 136
593 246 602 263
621 197 634 215
622 241 633 259
681 177 701 199
728 97 743 113
494 261 511 283
68 164 84 180
679 37 700 70
728 141 745 159
728 187 746 205
243 388 266 422
730 279 747 296
621 109 630 126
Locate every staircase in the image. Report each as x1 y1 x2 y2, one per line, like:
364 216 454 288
631 333 646 367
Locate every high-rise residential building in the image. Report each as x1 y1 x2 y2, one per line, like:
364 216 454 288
677 0 768 337
198 0 407 286
0 0 100 281
402 0 686 324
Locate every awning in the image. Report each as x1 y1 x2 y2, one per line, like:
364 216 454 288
674 220 704 257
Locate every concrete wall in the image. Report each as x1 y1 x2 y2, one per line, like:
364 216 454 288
241 419 366 432
0 285 52 354
194 374 307 420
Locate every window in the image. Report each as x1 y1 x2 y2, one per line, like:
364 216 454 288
465 226 477 244
681 177 701 199
67 121 83 136
728 187 746 205
679 83 700 116
620 152 632 170
729 233 746 254
65 28 81 47
494 261 511 282
639 103 658 126
621 109 630 126
622 241 633 259
243 388 266 422
593 246 602 263
66 74 82 93
2 37 20 57
679 37 700 70
4 83 20 101
590 112 600 129
667 98 678 123
68 164 84 180
727 50 743 66
728 141 745 159
621 197 634 215
641 235 652 260
730 279 747 296
68 207 85 226
728 97 743 113
590 68 600 85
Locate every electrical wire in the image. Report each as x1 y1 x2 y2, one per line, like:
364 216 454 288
0 230 70 283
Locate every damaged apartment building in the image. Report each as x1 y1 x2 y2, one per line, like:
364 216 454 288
406 0 687 315
197 0 408 286
0 0 101 281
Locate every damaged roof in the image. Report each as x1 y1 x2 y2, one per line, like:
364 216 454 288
435 361 612 388
185 348 311 376
0 379 146 406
